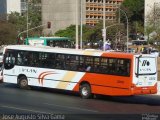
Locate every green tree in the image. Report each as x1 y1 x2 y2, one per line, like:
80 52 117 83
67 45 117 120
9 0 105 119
0 0 42 45
8 12 26 32
55 25 96 44
121 0 144 22
8 0 42 39
28 0 42 36
55 21 126 50
55 25 76 40
145 4 160 48
121 0 144 34
0 21 17 46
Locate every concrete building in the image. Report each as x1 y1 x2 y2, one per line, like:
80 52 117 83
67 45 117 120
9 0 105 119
0 0 29 20
85 0 123 25
42 0 123 35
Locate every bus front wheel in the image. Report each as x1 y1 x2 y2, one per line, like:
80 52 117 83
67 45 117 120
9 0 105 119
80 83 92 99
19 77 29 89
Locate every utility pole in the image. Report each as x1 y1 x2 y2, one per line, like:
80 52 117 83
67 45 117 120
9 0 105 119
102 0 106 51
75 0 79 49
17 23 47 44
26 0 29 38
116 5 121 50
119 8 129 52
80 0 83 49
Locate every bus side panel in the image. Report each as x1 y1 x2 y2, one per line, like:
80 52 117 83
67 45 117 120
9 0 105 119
73 73 133 96
3 74 17 84
91 85 132 96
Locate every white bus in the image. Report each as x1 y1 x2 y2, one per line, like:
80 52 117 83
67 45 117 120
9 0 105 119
2 45 158 98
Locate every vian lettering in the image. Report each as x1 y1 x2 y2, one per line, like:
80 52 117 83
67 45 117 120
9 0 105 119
22 68 37 73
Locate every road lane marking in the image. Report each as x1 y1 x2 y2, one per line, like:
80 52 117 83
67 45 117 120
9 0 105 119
44 103 99 113
0 105 52 114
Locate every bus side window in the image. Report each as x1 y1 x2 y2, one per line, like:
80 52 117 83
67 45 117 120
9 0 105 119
116 59 130 76
24 53 31 66
4 50 16 69
17 52 23 65
124 60 130 76
69 55 78 71
54 54 65 69
45 53 55 68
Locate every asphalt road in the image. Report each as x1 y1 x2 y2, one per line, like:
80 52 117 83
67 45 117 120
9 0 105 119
0 83 160 120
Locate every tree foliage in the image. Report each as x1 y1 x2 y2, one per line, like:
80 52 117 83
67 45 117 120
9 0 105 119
55 25 76 41
121 0 144 34
8 0 42 38
0 21 17 46
55 0 144 49
0 0 42 45
145 3 160 43
121 0 144 21
55 21 126 49
8 12 26 32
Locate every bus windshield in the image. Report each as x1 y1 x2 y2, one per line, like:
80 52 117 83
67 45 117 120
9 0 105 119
135 56 157 76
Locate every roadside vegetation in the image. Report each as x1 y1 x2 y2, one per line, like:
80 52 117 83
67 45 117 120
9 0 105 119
0 0 160 50
0 0 41 46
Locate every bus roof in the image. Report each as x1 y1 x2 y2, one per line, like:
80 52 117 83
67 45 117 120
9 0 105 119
5 45 135 58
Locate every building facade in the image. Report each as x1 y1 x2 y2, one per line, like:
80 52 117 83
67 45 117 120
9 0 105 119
85 0 123 25
0 0 30 20
42 0 123 35
0 0 21 20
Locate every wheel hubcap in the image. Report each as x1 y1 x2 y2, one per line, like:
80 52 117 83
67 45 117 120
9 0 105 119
21 80 27 87
82 87 88 96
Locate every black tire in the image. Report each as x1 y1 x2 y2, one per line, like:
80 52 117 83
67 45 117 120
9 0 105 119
80 83 92 99
18 77 29 89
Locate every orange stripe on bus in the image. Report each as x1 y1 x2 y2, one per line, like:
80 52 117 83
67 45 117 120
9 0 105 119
56 71 77 89
38 71 57 85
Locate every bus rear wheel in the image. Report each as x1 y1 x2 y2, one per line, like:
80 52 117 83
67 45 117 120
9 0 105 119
80 83 92 99
19 77 29 89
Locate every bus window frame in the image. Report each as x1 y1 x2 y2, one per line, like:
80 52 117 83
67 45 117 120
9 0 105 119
4 49 131 77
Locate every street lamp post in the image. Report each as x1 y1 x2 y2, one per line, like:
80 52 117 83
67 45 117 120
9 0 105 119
105 23 122 50
26 0 29 38
102 4 128 52
17 23 47 44
106 24 121 30
119 8 129 52
102 0 106 51
80 0 83 49
75 0 79 50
